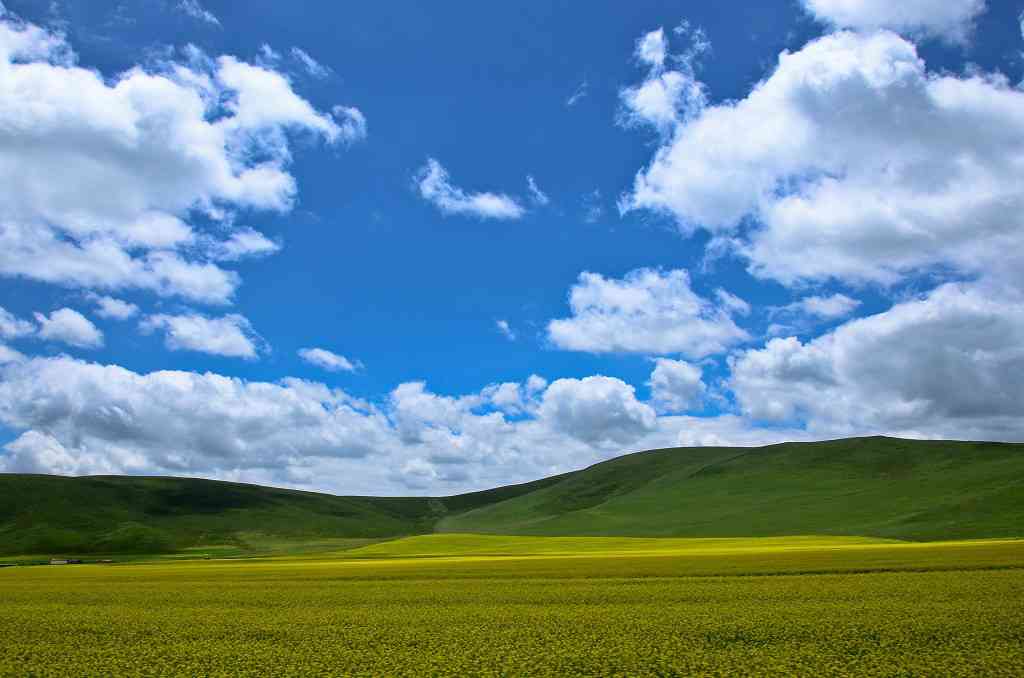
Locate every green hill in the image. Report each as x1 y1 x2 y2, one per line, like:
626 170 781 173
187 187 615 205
439 437 1024 541
2 437 1023 555
0 472 564 555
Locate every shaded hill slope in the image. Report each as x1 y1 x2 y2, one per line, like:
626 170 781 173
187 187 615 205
438 437 1024 541
0 472 567 555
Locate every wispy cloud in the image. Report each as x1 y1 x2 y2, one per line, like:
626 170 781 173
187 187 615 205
496 320 516 341
566 78 588 107
526 176 549 206
415 158 526 220
291 47 330 78
176 0 220 26
298 347 360 372
582 189 603 223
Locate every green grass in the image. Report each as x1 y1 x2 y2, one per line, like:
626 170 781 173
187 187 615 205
439 436 1024 540
1 536 1022 676
3 437 1023 557
0 472 563 556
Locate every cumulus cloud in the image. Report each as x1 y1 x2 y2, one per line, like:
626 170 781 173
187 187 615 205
0 343 24 364
801 0 986 43
547 268 749 357
636 27 668 68
790 294 862 319
298 347 359 373
206 228 281 262
730 282 1024 441
0 354 876 494
620 22 710 134
0 306 34 339
416 158 526 220
140 313 262 359
622 30 1024 288
0 357 730 493
34 308 103 349
767 293 863 336
538 376 657 446
0 15 352 304
481 382 529 415
332 106 368 144
89 295 139 320
388 381 483 445
176 0 220 26
0 357 387 478
648 359 706 413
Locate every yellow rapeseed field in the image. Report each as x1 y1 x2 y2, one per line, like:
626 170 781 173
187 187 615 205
1 536 1022 676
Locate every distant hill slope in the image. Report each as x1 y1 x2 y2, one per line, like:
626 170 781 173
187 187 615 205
438 437 1024 541
3 437 1023 555
0 472 567 555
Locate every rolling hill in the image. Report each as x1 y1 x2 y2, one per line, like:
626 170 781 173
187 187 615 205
439 437 1024 541
2 436 1022 554
0 472 565 555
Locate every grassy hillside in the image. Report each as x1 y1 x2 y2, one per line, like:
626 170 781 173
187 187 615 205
438 437 1024 541
3 437 1023 554
0 472 566 555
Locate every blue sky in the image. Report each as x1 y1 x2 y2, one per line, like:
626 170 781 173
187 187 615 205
0 0 1023 494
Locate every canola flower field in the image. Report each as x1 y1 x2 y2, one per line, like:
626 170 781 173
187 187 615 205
1 535 1023 676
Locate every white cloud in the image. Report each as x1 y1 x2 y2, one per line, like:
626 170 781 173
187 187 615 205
566 79 588 107
0 358 709 492
298 347 359 373
0 357 387 479
140 313 262 359
176 0 220 26
525 374 548 394
481 382 531 415
714 289 751 317
526 176 549 206
622 30 1024 288
207 228 281 262
90 295 140 320
547 268 749 357
331 106 368 144
538 376 657 446
791 294 862 319
0 349 982 495
387 381 485 445
291 47 329 78
496 320 516 341
582 189 604 223
620 23 710 134
636 27 668 69
730 282 1024 441
648 358 705 413
0 306 34 339
767 293 864 337
0 342 24 365
34 308 103 349
0 16 351 304
415 158 526 220
257 44 281 65
802 0 986 43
